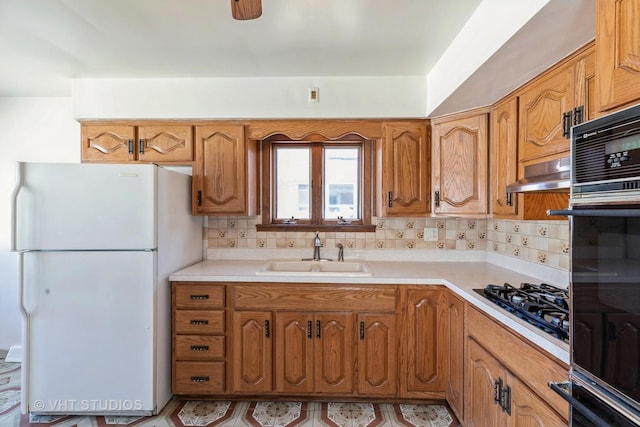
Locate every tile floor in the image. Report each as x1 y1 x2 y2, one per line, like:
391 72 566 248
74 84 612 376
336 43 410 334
0 359 458 426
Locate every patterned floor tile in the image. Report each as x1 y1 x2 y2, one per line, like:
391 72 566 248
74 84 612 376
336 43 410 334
394 404 454 427
244 401 311 427
320 402 384 427
1 360 457 427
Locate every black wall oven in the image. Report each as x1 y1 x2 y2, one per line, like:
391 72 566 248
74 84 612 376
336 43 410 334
549 103 640 426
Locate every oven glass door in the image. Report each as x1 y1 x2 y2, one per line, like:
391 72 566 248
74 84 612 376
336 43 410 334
571 204 640 408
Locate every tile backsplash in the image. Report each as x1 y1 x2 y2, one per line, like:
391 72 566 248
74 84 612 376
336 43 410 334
206 216 569 271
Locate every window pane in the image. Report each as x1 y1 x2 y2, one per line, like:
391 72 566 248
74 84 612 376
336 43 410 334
324 148 359 219
276 147 310 219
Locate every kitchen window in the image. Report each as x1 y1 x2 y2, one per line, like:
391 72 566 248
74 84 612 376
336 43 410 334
258 136 375 231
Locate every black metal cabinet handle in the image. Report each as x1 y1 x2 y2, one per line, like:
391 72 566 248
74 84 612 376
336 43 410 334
573 105 584 126
190 294 209 300
307 320 312 339
434 191 440 207
191 376 209 383
316 320 321 339
190 345 210 351
493 378 502 404
197 191 202 206
387 191 393 208
562 111 573 138
501 384 511 415
264 320 270 338
139 138 145 154
127 139 133 154
190 319 209 325
506 192 513 207
360 321 365 340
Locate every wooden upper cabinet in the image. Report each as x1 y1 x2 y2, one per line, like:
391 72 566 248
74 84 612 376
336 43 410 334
597 0 640 112
518 63 574 163
491 97 519 218
378 121 430 216
192 124 257 216
432 110 489 216
137 125 193 163
81 125 135 162
81 123 194 164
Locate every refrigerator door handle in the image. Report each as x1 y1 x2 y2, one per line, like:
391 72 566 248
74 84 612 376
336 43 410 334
17 251 30 413
10 161 24 252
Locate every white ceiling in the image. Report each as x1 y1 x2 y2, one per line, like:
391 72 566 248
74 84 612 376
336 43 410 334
0 0 484 97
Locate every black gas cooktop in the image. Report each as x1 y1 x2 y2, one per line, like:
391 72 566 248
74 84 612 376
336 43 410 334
474 282 569 341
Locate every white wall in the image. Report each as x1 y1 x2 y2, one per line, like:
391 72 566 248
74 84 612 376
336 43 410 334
72 76 427 119
0 97 79 351
426 0 550 115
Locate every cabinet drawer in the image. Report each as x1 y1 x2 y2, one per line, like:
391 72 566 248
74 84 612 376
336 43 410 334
174 310 225 334
175 284 225 309
175 335 224 360
174 361 225 394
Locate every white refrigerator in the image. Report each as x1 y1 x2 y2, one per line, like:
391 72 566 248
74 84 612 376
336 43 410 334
11 162 203 416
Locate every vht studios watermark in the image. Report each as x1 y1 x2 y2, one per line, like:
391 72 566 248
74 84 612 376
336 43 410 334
32 399 144 411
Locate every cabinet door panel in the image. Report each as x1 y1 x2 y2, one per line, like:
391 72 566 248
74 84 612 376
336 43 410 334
275 312 314 394
432 113 488 215
315 313 354 394
405 288 446 392
446 292 465 422
138 125 193 163
357 313 397 396
81 125 135 162
597 0 640 111
466 339 504 427
380 122 430 216
194 124 247 214
509 375 566 427
491 97 518 217
518 66 572 163
232 311 272 393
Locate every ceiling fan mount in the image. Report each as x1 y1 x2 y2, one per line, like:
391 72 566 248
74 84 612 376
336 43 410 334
231 0 262 20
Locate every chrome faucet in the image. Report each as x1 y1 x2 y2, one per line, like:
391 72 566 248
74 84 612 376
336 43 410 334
313 231 322 261
336 243 344 262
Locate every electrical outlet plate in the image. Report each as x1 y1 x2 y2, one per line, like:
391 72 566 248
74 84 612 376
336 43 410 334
423 227 438 241
308 87 319 103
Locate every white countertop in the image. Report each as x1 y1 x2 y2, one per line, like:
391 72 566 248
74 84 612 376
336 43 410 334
170 257 570 364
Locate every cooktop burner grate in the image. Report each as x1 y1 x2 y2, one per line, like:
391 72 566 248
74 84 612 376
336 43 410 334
473 282 569 341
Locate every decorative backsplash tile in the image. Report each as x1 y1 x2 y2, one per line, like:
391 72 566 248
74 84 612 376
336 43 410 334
205 216 570 271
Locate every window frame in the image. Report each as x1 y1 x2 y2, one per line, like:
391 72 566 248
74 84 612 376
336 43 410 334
258 135 375 232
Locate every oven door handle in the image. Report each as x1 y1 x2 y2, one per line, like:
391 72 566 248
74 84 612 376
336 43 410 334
549 381 612 427
548 209 640 217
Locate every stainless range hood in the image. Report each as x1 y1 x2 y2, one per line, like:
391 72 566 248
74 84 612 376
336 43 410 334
506 156 570 193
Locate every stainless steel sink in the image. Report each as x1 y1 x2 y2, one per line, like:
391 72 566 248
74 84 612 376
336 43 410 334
255 260 373 277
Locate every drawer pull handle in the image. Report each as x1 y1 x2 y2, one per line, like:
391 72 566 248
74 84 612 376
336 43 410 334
190 345 210 351
190 319 209 325
191 376 210 383
190 294 210 300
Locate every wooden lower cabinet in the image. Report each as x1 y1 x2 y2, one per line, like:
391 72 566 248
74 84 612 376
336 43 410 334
465 307 569 426
401 287 447 397
229 283 398 398
171 283 226 395
357 313 397 396
232 311 273 393
446 291 465 423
